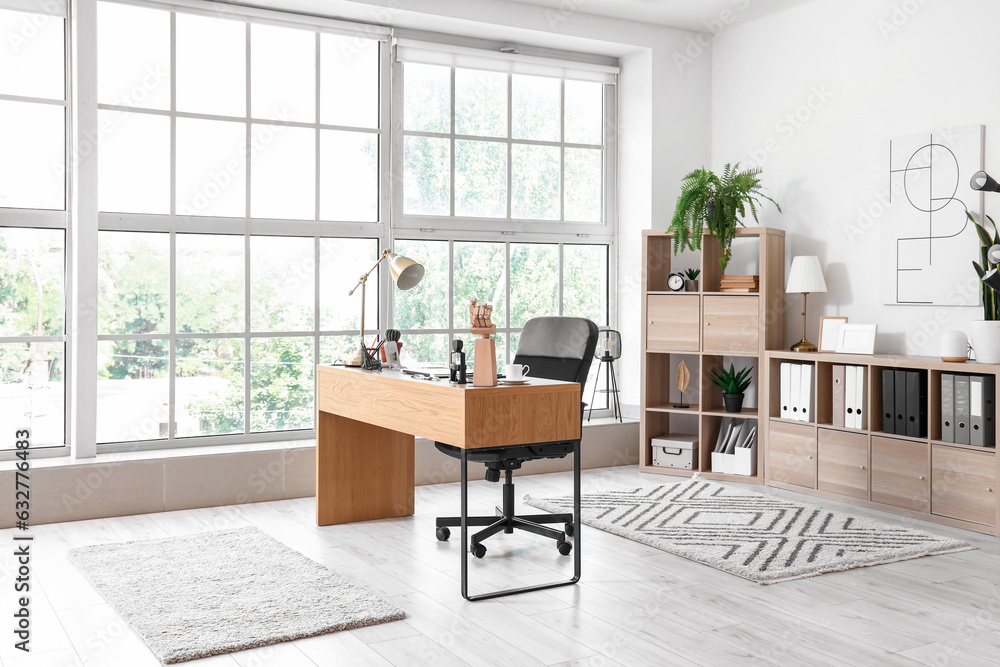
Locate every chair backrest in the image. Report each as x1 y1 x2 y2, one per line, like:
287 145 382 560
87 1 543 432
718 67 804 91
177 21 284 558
513 317 600 389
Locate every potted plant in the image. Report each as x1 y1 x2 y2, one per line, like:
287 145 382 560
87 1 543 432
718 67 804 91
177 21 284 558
684 268 700 292
710 363 753 413
667 163 781 271
970 212 1000 362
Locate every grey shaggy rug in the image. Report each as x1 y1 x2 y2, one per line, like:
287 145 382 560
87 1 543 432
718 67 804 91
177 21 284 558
68 526 404 663
524 476 973 584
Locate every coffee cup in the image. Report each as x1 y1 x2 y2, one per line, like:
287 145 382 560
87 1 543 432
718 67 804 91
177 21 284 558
505 363 530 380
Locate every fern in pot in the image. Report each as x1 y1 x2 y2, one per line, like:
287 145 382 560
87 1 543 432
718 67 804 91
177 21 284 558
668 163 781 271
710 364 753 413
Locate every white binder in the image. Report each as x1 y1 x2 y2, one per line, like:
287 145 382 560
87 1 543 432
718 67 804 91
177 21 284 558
780 363 791 420
845 365 857 428
800 364 813 422
790 364 802 421
854 365 866 429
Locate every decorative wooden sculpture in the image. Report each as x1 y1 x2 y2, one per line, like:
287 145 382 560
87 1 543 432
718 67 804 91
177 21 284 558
470 298 497 387
674 359 691 408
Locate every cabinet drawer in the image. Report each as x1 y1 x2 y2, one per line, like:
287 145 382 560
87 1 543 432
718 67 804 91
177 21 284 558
818 428 869 500
646 295 699 352
703 296 759 354
871 436 929 512
768 420 817 489
932 445 996 526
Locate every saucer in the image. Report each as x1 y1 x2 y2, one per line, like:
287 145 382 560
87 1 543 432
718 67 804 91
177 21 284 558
498 378 529 385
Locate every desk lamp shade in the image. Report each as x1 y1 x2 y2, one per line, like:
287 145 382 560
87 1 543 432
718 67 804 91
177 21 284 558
595 328 622 361
785 256 827 294
389 252 424 290
971 171 1000 193
786 255 826 353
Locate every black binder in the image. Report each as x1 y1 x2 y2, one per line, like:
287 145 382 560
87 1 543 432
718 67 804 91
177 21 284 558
894 369 907 435
905 370 927 438
882 368 895 434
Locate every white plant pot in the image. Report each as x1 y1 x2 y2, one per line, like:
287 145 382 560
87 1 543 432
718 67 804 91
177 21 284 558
970 320 1000 363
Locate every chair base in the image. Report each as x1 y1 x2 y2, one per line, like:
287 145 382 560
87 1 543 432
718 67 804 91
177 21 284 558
447 442 581 601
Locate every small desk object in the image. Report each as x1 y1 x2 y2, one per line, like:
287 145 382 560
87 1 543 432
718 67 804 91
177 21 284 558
316 365 582 599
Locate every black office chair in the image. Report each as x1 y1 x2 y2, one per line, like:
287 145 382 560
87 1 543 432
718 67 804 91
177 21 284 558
433 316 599 600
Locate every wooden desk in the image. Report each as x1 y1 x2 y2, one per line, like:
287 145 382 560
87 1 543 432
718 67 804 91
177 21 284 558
315 365 581 526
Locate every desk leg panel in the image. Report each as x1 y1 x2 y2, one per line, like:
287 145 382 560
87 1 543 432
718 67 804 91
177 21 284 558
316 412 415 525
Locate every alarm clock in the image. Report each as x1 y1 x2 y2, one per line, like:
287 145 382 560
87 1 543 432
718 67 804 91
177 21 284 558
667 272 686 291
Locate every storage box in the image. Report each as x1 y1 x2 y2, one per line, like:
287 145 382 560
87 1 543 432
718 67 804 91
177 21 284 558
651 434 698 469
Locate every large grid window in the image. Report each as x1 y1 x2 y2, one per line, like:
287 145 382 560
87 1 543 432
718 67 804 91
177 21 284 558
5 0 617 456
0 3 68 450
94 1 386 448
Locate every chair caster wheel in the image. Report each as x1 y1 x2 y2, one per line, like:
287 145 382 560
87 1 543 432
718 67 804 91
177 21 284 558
472 544 487 559
564 522 575 537
557 541 572 556
436 526 450 541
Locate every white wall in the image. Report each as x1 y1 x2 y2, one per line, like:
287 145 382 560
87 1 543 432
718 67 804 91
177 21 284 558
712 0 1000 355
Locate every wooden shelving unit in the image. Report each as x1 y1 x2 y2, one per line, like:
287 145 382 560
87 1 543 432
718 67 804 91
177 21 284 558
639 227 785 484
764 350 999 536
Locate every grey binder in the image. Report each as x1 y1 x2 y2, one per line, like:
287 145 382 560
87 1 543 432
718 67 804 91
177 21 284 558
882 369 895 434
955 375 971 445
941 373 955 443
905 370 927 438
970 375 996 447
894 369 907 435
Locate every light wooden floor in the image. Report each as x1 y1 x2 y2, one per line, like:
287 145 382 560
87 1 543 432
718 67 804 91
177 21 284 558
7 465 1000 667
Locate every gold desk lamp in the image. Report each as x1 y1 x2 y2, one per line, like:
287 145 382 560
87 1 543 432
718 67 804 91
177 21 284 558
346 249 424 367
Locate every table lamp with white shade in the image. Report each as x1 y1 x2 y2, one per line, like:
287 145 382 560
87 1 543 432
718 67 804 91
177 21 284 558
346 249 424 368
786 255 827 352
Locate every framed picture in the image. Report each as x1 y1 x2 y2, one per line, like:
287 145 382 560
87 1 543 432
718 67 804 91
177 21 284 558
836 323 878 355
818 316 848 353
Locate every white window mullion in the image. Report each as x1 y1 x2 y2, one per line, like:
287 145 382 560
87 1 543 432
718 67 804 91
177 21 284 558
69 0 99 459
448 66 455 218
168 230 176 440
243 20 252 436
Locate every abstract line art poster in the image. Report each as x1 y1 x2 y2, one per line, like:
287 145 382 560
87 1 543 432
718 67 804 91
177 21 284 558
880 125 983 306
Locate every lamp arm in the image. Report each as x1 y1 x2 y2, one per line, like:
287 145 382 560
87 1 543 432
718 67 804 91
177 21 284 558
347 248 392 296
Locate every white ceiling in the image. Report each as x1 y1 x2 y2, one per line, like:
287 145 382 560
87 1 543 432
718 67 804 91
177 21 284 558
510 0 810 32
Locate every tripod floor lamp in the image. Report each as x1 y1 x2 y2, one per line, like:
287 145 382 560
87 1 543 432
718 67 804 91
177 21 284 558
346 248 424 368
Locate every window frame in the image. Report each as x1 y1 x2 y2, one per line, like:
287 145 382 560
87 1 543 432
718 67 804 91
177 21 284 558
92 0 394 453
0 0 72 458
390 55 618 240
30 0 618 458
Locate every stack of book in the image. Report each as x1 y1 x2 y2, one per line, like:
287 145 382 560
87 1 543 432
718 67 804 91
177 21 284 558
719 275 760 293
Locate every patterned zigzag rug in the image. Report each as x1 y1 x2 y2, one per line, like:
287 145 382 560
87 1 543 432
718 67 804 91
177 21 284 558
524 476 973 584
